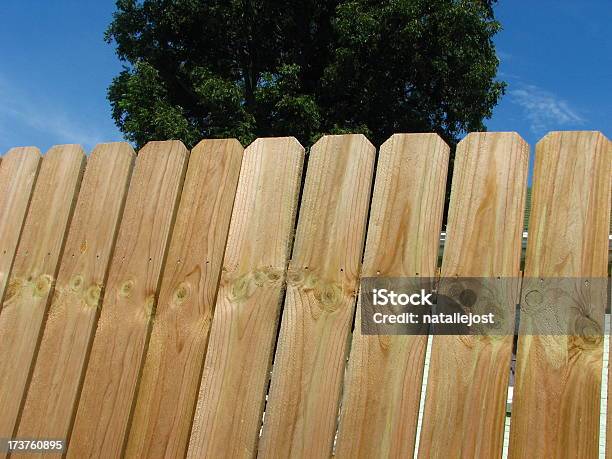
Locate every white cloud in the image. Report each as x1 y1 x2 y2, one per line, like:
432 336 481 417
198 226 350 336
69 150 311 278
0 74 116 151
509 84 585 133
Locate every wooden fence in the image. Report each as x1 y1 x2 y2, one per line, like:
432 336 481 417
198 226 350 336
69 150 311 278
0 131 609 458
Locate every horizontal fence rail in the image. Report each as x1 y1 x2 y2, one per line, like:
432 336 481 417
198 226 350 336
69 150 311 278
0 131 609 459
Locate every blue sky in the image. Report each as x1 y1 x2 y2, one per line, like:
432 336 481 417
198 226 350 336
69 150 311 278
0 0 610 156
487 1 611 146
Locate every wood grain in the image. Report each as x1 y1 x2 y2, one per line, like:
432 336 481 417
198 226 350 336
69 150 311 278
126 139 243 458
67 141 188 458
0 145 85 445
16 143 134 453
509 131 610 458
334 134 449 458
0 147 40 310
418 132 528 458
186 137 304 459
258 134 375 458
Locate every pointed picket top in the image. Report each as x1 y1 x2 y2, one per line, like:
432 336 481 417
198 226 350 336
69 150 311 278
192 137 243 153
536 129 608 146
246 136 304 154
45 143 86 160
309 132 375 150
90 141 136 161
3 146 41 159
380 132 448 151
138 139 188 159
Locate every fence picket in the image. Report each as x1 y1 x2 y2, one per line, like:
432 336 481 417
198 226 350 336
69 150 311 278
15 143 134 451
0 145 85 446
0 147 40 310
418 132 528 457
126 139 243 458
68 141 188 458
509 131 611 458
334 134 449 458
0 128 607 458
258 134 375 458
186 137 304 459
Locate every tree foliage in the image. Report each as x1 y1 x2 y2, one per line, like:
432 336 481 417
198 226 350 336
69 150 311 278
106 0 504 148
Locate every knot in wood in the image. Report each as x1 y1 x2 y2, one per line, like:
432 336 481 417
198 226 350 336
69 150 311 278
286 267 305 286
458 289 477 309
313 281 344 312
227 267 284 303
287 267 317 290
523 289 544 314
260 266 283 284
446 281 463 299
70 275 84 292
34 274 54 297
229 273 256 303
173 282 191 304
119 279 135 298
85 284 102 307
571 315 602 348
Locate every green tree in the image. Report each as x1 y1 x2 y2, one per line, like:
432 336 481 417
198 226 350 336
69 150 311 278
106 0 504 148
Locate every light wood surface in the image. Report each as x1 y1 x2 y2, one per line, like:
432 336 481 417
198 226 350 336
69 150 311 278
0 145 85 446
0 129 607 458
186 137 304 459
418 132 528 458
334 134 449 458
126 139 243 458
16 143 134 453
258 134 375 458
0 147 40 310
68 141 188 458
509 132 611 458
